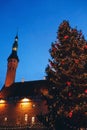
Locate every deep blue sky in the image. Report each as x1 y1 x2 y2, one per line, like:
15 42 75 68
0 0 87 89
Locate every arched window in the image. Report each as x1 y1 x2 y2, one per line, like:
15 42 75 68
24 114 28 122
31 116 35 124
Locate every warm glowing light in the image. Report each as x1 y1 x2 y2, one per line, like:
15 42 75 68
32 116 35 124
32 104 35 108
19 98 32 107
24 114 28 122
4 117 7 121
21 98 30 103
12 47 17 51
0 99 5 104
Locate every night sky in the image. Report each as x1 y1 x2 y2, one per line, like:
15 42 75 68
0 0 87 89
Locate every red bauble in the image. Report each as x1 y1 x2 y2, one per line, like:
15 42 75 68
84 45 87 49
52 47 57 51
64 35 69 39
85 89 87 94
61 61 65 65
68 92 72 97
66 81 71 86
74 59 79 64
69 111 73 118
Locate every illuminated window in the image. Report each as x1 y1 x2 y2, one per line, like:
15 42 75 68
32 104 35 108
4 117 7 121
31 116 35 124
24 114 28 122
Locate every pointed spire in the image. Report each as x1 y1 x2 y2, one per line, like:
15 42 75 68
8 35 19 62
12 35 18 51
15 35 18 42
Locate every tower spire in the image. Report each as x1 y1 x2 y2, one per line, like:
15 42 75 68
8 35 19 62
5 35 19 87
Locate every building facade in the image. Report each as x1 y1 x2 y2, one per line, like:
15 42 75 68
0 36 49 130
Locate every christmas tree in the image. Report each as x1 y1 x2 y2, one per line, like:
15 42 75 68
39 21 87 130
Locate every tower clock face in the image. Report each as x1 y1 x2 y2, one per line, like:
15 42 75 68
13 47 17 51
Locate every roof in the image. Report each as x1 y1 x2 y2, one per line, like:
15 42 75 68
8 52 19 61
0 80 49 99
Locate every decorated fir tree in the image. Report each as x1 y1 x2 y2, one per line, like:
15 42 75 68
39 21 87 130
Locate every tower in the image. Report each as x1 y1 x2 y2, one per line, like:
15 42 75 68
5 35 19 87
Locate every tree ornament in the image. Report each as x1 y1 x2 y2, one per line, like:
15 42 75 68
64 35 69 39
68 92 72 97
84 89 87 94
66 81 71 86
84 45 87 49
69 111 73 118
74 59 79 64
52 47 57 52
61 60 65 65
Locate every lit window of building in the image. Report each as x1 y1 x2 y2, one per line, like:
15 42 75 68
24 114 28 122
31 116 35 124
4 117 7 121
32 104 35 108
